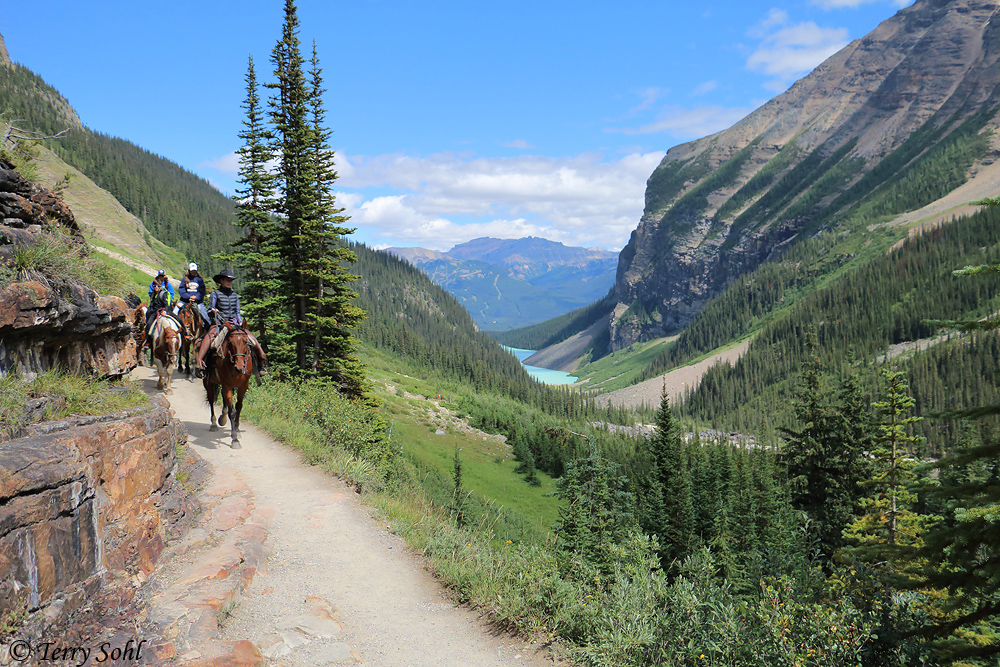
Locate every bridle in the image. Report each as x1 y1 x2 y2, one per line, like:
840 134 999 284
222 329 252 373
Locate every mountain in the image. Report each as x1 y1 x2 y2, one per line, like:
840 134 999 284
605 0 1000 351
387 237 617 330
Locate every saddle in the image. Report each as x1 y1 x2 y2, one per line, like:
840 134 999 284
149 310 187 340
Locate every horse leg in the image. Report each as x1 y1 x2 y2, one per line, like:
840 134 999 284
206 380 220 432
230 395 241 449
164 358 175 394
154 357 165 390
219 385 231 428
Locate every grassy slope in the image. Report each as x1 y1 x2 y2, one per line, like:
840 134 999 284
30 144 185 291
363 347 562 543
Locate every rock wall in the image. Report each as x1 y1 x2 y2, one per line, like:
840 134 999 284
0 397 186 623
0 281 138 379
0 154 138 379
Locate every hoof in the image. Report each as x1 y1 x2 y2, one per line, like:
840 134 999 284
230 440 242 449
209 423 219 432
218 413 228 427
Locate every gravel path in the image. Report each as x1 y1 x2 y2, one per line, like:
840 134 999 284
153 368 556 667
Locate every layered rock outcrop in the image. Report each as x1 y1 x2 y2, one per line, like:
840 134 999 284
0 398 186 625
610 0 1000 350
0 281 138 379
0 156 137 378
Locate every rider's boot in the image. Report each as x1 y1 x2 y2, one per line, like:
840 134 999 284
195 333 212 378
256 344 269 377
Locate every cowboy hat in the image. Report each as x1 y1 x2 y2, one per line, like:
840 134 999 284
213 268 237 282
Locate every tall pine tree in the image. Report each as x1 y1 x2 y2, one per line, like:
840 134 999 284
301 42 367 397
227 0 368 393
646 386 695 570
220 56 282 349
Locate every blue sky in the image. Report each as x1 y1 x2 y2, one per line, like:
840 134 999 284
1 0 910 251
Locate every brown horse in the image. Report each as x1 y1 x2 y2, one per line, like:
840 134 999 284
177 301 206 378
203 322 254 449
150 315 182 393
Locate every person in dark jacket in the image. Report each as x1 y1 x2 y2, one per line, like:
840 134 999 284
179 262 210 326
144 270 179 346
195 268 268 377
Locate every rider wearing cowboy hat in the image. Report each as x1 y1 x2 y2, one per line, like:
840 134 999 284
195 268 268 377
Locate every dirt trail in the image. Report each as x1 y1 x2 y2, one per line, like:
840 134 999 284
141 367 555 666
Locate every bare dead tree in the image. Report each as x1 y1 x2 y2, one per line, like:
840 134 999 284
2 120 69 148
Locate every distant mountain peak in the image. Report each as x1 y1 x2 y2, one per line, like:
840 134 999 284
386 236 619 329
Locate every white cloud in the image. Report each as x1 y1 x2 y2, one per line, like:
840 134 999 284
337 151 664 251
502 139 535 149
199 152 240 175
745 12 850 91
691 81 718 96
606 105 755 139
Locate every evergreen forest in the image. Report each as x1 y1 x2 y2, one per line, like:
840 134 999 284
5 5 1000 663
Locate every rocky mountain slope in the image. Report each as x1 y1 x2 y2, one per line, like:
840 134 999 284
608 0 1000 351
388 237 617 330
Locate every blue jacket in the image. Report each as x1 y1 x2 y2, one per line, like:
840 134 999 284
148 279 175 305
179 273 206 303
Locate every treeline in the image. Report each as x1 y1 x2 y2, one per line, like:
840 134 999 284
352 243 622 422
684 204 1000 451
489 296 613 352
0 60 238 276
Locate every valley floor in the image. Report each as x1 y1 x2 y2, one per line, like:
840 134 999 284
137 366 556 666
593 339 752 410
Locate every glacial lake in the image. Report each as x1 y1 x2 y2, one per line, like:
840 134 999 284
506 347 579 385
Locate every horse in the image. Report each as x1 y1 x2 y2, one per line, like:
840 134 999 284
177 301 206 378
150 314 182 393
203 322 254 449
130 304 148 367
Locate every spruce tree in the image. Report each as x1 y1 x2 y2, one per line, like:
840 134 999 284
267 0 314 371
301 42 368 396
233 0 369 393
648 387 695 569
780 332 868 560
901 196 1000 661
553 450 638 579
220 56 282 348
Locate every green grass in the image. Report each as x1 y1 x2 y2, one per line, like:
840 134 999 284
381 391 561 542
573 336 676 392
0 371 148 435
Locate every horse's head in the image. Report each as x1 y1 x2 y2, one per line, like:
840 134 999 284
221 327 253 376
152 317 182 366
164 327 181 361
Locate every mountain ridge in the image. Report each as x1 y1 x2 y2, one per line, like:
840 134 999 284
607 0 1000 351
388 236 617 330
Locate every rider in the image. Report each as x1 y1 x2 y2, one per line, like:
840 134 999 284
178 262 210 326
195 268 269 378
144 270 178 348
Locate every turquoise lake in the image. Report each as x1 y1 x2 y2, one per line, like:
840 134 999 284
506 347 579 385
